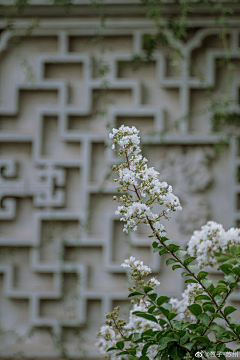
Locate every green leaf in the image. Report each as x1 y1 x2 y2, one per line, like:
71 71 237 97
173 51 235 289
142 286 153 293
202 278 213 289
116 341 124 350
230 244 240 256
158 337 177 351
184 257 196 267
179 332 188 345
159 306 169 318
197 271 209 281
184 342 194 350
191 336 210 344
188 264 198 273
164 239 173 246
229 283 238 289
216 343 226 353
197 313 210 326
224 306 236 317
168 244 180 253
217 254 233 263
128 290 145 297
181 271 192 277
172 264 183 270
157 296 170 307
107 347 118 352
185 279 198 284
195 295 211 301
176 249 187 258
225 274 235 283
148 291 157 301
132 311 158 323
211 313 224 319
159 248 169 256
166 258 178 266
212 286 228 297
203 304 215 313
160 236 169 243
153 246 164 253
236 325 240 335
188 304 202 316
168 312 177 320
161 303 172 311
159 319 167 326
232 265 240 276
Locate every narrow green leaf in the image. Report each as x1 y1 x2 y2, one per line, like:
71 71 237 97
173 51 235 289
132 311 158 323
195 295 211 301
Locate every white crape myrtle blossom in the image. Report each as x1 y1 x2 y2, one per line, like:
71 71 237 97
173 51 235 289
169 283 204 322
96 260 161 360
187 221 240 268
109 125 182 235
95 299 161 360
121 256 152 276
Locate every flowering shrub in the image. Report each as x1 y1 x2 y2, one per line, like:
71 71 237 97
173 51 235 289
96 125 240 360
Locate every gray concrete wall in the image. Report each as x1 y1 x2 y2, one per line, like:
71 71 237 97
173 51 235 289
0 2 240 358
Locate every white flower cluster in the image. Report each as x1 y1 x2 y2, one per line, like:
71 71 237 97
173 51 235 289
169 283 204 322
95 299 161 360
187 221 240 268
121 256 152 276
96 259 203 359
110 125 182 234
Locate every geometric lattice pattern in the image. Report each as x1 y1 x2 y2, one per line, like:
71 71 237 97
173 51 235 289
0 18 239 357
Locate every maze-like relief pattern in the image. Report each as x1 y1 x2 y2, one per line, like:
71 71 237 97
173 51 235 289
0 25 239 358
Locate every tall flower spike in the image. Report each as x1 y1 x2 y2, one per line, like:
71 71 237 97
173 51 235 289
110 125 182 235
